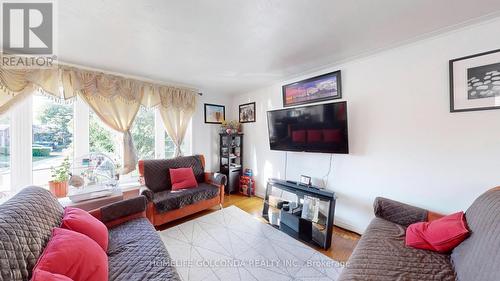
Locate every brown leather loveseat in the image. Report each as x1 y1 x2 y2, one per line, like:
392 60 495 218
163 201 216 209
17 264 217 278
138 155 227 227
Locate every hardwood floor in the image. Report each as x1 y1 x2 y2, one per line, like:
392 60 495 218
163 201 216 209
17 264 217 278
157 194 361 262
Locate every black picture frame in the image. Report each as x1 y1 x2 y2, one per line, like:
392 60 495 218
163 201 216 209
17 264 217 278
450 48 500 112
239 102 256 123
204 103 225 124
282 70 342 107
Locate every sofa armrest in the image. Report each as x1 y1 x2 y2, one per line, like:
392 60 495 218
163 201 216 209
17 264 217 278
373 197 428 227
210 173 227 186
204 172 226 204
140 186 154 202
90 196 147 228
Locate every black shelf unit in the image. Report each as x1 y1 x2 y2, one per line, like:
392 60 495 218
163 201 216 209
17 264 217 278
219 133 243 194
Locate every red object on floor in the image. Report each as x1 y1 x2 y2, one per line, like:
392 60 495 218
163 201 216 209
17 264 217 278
406 211 470 253
33 228 108 281
239 175 255 197
31 269 74 281
61 207 109 252
170 167 198 190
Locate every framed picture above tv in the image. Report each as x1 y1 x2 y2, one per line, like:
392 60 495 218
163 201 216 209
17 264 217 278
282 70 342 107
450 49 500 112
204 103 225 124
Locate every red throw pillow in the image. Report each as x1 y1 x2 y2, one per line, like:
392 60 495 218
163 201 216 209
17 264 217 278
406 211 469 253
61 207 108 251
33 228 108 281
170 167 198 190
31 269 74 281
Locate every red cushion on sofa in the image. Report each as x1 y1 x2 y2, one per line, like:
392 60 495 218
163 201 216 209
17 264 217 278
405 211 469 253
31 269 74 281
33 228 108 281
170 167 198 190
61 207 108 251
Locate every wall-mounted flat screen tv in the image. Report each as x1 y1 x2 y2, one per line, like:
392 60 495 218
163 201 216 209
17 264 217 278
267 101 348 154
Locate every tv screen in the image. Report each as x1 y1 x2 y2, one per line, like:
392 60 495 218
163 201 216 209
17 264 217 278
267 101 348 154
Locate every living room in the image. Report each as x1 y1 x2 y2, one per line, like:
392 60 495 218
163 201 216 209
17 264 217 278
0 1 499 281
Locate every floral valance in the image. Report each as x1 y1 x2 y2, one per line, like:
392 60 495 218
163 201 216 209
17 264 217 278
0 62 198 172
0 65 196 109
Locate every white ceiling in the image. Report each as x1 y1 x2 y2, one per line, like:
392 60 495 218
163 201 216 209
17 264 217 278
58 0 500 95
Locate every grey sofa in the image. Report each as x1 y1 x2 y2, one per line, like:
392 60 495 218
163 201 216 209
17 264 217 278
338 187 500 281
0 186 180 281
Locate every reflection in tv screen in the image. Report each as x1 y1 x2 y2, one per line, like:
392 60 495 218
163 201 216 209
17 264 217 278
267 101 348 154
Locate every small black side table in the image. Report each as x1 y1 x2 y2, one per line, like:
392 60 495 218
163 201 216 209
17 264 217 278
262 178 337 249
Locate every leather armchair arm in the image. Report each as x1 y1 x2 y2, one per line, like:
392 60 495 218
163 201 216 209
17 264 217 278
140 186 154 202
373 197 428 227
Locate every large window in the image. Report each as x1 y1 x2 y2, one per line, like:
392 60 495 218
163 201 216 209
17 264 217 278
5 97 192 191
0 116 10 192
32 95 74 187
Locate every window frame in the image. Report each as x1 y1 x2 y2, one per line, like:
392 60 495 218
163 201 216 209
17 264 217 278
5 96 192 192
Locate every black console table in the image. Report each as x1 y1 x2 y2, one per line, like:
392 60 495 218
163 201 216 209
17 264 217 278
262 178 336 249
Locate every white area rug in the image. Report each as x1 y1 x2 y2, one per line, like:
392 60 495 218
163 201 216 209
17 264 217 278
159 206 343 281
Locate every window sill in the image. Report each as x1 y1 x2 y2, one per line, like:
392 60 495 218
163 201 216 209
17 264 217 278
118 180 143 191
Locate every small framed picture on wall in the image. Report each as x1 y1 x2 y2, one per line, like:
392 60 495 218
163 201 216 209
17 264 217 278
450 49 500 112
239 102 256 123
204 103 225 124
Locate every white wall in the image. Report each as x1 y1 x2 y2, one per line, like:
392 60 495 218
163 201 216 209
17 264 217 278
192 92 231 172
229 17 500 234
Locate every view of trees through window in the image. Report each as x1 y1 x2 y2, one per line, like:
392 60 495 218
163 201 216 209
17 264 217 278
90 107 155 178
0 116 10 192
89 112 118 156
2 97 191 191
32 95 74 187
132 107 155 160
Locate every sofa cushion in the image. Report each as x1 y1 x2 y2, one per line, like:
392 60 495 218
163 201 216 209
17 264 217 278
451 187 500 281
0 186 64 281
170 167 198 190
33 228 108 281
152 183 219 213
338 217 456 281
142 156 205 192
107 218 180 281
406 211 469 253
61 207 109 251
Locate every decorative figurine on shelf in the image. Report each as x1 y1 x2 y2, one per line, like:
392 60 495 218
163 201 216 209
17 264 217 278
220 120 241 134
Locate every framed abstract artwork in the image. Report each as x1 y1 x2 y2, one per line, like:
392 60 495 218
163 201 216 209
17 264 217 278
450 49 500 112
239 102 256 123
204 103 225 124
282 70 342 107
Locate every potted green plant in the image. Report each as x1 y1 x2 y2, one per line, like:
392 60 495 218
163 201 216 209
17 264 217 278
49 157 71 198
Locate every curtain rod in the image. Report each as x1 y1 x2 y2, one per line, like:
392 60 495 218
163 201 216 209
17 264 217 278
55 60 202 95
